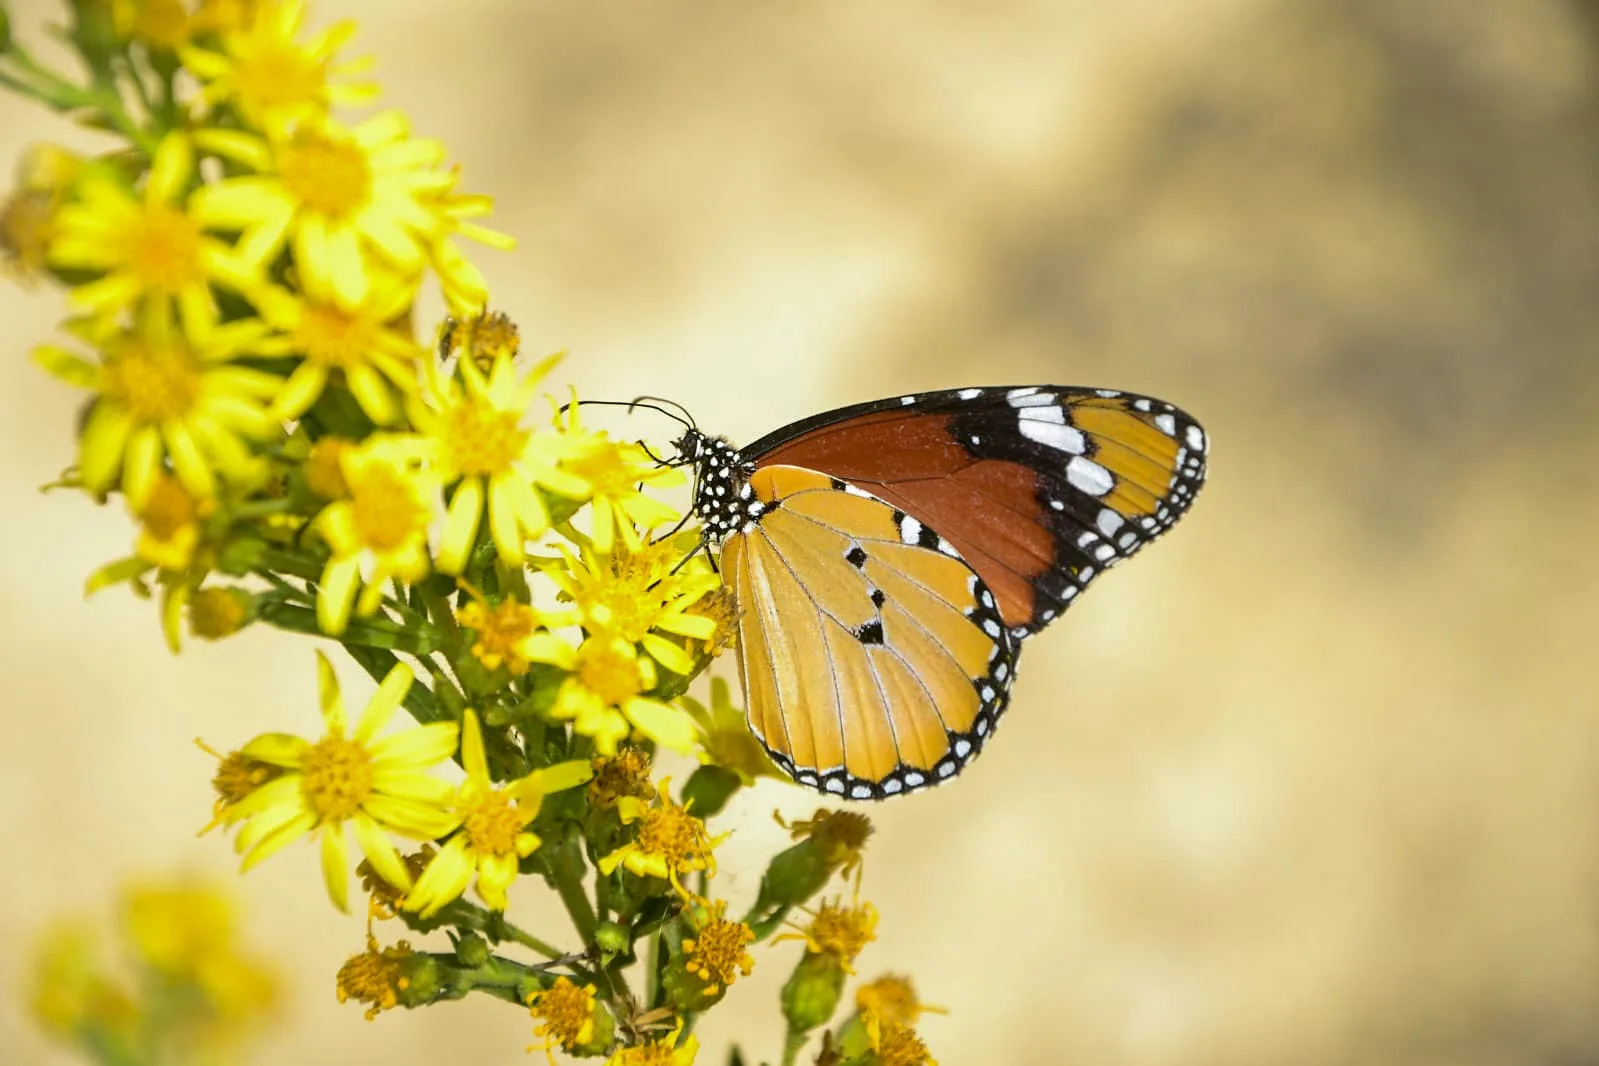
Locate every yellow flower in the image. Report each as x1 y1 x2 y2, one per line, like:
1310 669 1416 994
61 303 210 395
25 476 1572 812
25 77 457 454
528 977 602 1062
336 935 414 1020
129 472 214 570
224 652 459 912
33 309 280 505
555 403 684 553
311 435 436 636
455 588 569 676
254 271 421 425
181 0 377 133
408 351 590 573
29 922 136 1040
188 585 252 640
605 1026 700 1066
866 1015 938 1066
49 136 263 337
193 113 459 307
855 975 945 1029
680 898 755 996
404 710 591 917
304 435 353 498
1 144 81 281
122 881 278 1025
189 0 266 36
682 677 782 785
777 898 878 975
779 807 873 886
544 537 720 676
543 635 700 756
598 779 727 887
198 738 285 833
423 186 516 316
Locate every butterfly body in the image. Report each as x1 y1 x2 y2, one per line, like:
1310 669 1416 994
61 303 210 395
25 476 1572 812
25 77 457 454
682 386 1207 800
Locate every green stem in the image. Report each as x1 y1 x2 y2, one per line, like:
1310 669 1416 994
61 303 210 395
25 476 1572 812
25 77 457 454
780 1028 807 1066
542 850 597 944
3 44 160 155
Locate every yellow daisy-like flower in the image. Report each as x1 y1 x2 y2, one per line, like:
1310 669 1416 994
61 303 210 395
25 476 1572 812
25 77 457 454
193 113 457 308
455 587 569 677
225 653 459 912
336 935 414 1020
404 710 591 918
32 309 280 505
254 271 422 425
554 405 684 554
197 738 283 834
680 898 755 996
605 1027 700 1066
181 0 377 133
528 976 602 1062
311 435 436 636
598 779 727 887
544 537 720 676
681 677 782 785
122 881 278 1025
408 351 591 573
49 136 263 337
542 636 700 757
777 897 878 975
423 187 516 316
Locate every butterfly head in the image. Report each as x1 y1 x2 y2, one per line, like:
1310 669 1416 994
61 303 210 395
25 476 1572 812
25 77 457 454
676 429 762 540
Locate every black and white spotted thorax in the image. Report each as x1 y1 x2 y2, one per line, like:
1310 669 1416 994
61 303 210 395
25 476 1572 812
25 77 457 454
677 429 766 540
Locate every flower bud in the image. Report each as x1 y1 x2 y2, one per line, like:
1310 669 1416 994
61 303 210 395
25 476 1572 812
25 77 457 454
660 950 724 1013
780 951 845 1034
594 920 630 956
752 838 833 917
454 931 490 968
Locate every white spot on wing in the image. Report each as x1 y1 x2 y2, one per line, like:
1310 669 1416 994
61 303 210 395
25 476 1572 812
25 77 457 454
1155 412 1177 435
1186 424 1206 451
1096 509 1125 536
1019 419 1086 453
1066 456 1114 496
1006 389 1056 407
899 516 923 545
958 387 983 399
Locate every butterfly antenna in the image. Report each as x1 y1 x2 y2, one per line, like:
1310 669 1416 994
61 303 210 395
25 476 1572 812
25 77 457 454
627 395 697 432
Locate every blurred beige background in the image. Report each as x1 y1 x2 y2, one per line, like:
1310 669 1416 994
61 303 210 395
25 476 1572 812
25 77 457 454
4 1 1599 1064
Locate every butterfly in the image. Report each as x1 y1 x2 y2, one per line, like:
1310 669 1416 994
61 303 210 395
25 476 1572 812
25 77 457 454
664 385 1207 800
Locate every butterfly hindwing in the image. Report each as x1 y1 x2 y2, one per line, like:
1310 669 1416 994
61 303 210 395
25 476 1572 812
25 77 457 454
722 465 1017 799
743 386 1209 636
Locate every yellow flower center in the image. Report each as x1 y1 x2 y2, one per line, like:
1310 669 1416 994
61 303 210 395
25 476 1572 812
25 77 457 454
189 587 248 639
138 475 200 541
348 465 429 553
280 133 372 220
562 443 640 496
126 204 204 294
577 643 646 707
442 400 527 478
233 43 325 115
212 750 282 805
295 304 377 368
683 911 755 991
804 899 877 966
102 340 202 424
635 802 706 867
336 936 412 1021
300 735 373 822
457 598 538 673
529 976 596 1050
871 1020 934 1066
461 788 525 857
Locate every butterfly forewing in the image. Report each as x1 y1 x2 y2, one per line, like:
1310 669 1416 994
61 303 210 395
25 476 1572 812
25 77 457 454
724 465 1017 799
744 386 1208 635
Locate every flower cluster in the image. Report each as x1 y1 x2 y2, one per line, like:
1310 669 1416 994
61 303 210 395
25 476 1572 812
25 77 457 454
6 2 946 1063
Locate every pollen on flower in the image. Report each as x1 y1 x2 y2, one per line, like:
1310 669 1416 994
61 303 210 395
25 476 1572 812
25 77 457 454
202 741 283 822
300 735 374 822
189 587 250 640
102 337 203 425
279 131 373 219
336 936 413 1021
442 399 527 477
869 1017 938 1066
578 639 648 707
462 789 524 856
441 309 520 371
296 303 379 368
681 900 755 995
788 898 878 973
685 587 737 656
785 809 873 881
528 976 597 1058
457 595 541 675
126 204 205 294
588 747 654 808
